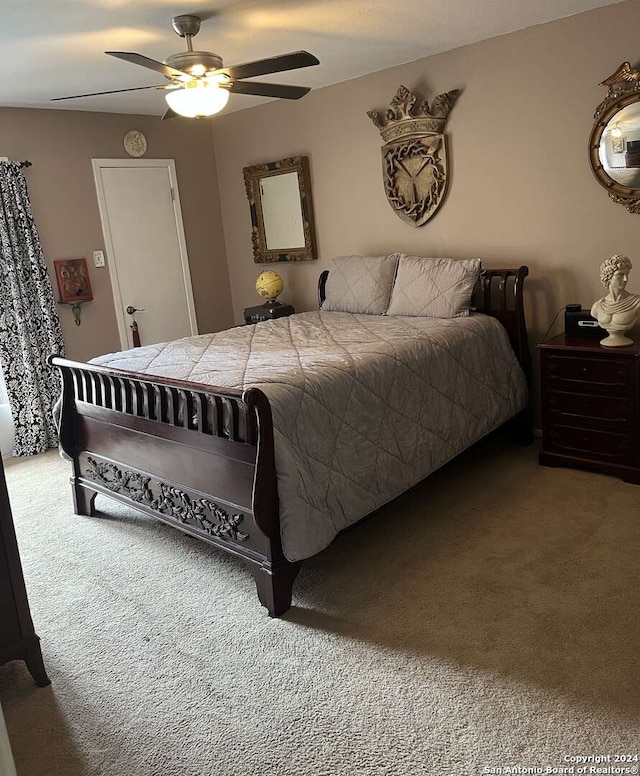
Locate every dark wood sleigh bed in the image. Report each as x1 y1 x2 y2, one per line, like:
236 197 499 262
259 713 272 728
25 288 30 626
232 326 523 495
50 266 531 617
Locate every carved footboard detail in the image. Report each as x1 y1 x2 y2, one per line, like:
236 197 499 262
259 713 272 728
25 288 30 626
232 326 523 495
85 457 250 543
50 356 297 617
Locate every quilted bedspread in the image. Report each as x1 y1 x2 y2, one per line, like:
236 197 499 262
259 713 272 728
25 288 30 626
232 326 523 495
91 312 528 561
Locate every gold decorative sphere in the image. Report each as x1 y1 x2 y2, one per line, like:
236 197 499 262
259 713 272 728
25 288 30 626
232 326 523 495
255 270 284 301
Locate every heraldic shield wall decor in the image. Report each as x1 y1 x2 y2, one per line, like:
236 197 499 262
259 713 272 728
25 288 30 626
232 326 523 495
368 84 460 227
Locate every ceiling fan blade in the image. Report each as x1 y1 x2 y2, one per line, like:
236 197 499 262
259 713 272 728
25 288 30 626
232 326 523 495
228 81 310 100
51 84 165 101
216 50 319 81
162 107 179 120
106 51 189 80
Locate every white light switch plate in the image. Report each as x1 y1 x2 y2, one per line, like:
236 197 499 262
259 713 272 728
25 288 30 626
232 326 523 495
93 250 105 267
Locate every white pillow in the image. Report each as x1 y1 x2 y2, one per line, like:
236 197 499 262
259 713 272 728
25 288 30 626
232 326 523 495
321 254 400 315
386 256 482 318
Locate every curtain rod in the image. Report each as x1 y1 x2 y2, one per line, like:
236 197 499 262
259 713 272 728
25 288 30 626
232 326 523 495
0 160 32 168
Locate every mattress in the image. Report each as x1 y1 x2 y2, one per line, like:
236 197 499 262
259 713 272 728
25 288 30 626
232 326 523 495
91 311 528 561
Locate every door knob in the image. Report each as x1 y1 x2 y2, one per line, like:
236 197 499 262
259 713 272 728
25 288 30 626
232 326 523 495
126 306 145 315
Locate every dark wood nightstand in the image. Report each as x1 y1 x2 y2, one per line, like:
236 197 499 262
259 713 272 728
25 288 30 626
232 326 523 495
538 333 640 485
243 302 295 325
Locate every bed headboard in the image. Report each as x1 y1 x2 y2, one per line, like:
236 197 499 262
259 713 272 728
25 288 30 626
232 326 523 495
317 265 531 387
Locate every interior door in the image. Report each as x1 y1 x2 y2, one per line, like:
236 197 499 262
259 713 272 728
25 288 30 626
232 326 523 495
93 159 198 350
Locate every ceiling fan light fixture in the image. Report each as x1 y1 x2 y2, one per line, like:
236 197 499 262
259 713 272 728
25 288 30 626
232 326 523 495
165 80 230 118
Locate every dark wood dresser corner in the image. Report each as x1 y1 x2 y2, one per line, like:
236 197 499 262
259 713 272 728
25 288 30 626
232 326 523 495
537 333 640 485
0 457 50 686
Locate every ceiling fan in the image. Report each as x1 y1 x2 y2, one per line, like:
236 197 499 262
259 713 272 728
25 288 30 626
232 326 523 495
52 14 319 119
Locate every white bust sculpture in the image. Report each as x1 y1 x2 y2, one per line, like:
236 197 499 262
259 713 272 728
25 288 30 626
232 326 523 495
591 254 640 347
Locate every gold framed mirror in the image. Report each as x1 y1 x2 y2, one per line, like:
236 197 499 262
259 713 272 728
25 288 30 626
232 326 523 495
590 62 640 214
243 156 318 263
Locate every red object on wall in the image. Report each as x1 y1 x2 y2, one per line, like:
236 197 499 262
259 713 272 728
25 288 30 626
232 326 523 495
54 258 93 304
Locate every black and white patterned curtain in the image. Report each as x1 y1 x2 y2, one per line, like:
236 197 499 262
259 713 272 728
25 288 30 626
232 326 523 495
0 162 65 456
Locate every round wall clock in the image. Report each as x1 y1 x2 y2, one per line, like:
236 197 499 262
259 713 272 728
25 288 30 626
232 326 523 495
123 130 147 158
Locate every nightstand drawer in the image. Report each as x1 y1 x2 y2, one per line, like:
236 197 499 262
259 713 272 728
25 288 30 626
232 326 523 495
543 353 633 395
544 391 634 429
545 424 635 466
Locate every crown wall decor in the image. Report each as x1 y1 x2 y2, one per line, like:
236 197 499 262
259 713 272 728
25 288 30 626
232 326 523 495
368 84 460 227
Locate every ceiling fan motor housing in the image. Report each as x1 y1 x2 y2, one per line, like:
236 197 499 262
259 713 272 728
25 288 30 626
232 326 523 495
164 51 224 76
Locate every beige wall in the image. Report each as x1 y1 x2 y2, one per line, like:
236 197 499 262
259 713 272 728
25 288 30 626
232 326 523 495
0 107 233 362
211 0 640 346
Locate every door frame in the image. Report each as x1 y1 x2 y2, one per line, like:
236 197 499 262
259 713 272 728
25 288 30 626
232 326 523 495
92 158 198 350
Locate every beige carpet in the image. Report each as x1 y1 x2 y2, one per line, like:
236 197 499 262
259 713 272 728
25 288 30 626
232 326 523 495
0 437 638 776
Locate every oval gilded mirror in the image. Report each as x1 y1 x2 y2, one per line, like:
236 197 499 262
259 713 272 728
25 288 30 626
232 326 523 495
590 62 640 213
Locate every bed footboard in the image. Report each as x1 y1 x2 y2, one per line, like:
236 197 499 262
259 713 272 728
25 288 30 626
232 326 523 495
50 356 298 617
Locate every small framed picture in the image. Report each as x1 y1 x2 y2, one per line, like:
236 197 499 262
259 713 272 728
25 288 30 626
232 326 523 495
54 258 93 304
612 138 625 154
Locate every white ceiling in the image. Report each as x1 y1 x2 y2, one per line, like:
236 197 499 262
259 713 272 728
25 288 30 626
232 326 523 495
1 0 624 117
